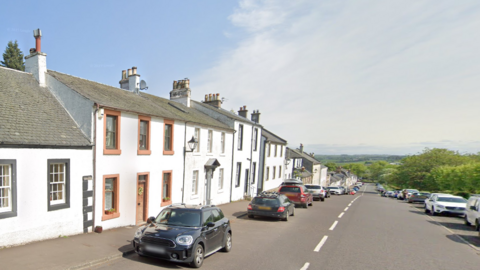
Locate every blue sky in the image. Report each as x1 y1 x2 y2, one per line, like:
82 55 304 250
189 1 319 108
2 0 480 155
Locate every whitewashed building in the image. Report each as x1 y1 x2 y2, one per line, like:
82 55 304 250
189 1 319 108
0 63 92 247
193 100 262 200
258 128 288 192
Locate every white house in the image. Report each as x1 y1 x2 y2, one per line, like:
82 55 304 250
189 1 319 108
192 100 262 200
0 63 92 247
258 128 288 192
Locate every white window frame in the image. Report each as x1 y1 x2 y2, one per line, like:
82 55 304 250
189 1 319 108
192 170 199 195
0 164 12 213
221 132 225 154
253 128 258 151
207 130 213 153
218 168 224 190
49 163 66 205
194 128 201 153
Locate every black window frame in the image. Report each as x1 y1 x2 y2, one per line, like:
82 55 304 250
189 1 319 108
253 128 258 151
0 159 17 219
238 124 243 150
251 162 256 184
235 162 242 187
47 159 70 211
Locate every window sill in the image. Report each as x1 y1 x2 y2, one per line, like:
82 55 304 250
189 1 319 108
163 150 174 155
206 153 213 156
102 212 120 221
104 149 122 155
161 200 172 207
190 195 199 200
137 149 151 155
217 189 224 194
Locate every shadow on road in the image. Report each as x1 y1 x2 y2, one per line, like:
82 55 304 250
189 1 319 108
121 250 188 269
232 211 247 218
446 234 480 249
427 220 475 232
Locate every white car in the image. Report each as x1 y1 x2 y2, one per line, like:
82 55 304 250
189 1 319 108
423 193 452 206
425 195 467 216
464 195 480 230
327 186 344 195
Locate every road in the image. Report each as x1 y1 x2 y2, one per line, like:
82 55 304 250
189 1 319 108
86 184 480 270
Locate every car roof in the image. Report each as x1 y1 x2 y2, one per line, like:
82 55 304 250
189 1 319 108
166 204 218 210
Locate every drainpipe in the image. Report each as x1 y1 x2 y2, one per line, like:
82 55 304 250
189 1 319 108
92 103 98 231
229 130 237 202
182 121 190 203
247 124 257 197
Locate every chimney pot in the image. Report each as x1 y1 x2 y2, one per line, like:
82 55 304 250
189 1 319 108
132 66 137 75
122 70 126 80
205 94 208 102
128 69 132 76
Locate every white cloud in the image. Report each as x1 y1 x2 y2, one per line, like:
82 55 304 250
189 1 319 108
193 0 480 154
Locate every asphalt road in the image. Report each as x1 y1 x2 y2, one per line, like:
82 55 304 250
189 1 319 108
86 184 480 270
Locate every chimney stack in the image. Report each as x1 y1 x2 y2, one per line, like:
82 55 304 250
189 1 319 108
25 28 47 87
119 67 140 92
251 110 261 123
169 77 192 107
238 106 248 118
203 93 222 108
300 144 304 153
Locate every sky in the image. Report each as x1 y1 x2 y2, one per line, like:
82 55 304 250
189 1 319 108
1 0 479 155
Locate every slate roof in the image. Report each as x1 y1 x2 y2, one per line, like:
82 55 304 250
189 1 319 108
0 67 91 147
192 100 262 126
288 148 321 164
47 71 232 131
262 128 287 145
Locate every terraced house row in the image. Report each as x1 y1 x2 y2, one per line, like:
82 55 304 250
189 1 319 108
0 29 307 247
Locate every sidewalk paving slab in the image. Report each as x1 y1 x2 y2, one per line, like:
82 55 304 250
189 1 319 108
0 200 251 270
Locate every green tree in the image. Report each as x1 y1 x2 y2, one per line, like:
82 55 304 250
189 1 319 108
325 162 338 172
342 163 368 178
368 161 390 180
1 40 25 71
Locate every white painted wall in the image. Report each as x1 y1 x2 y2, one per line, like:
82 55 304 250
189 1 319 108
320 167 328 186
0 148 92 247
312 164 322 185
183 125 233 206
95 111 185 230
263 143 286 191
230 121 261 200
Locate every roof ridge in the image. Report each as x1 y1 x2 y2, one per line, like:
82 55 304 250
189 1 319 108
48 69 131 93
0 66 29 74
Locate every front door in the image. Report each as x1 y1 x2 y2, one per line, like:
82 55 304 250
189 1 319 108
244 169 250 195
137 177 147 225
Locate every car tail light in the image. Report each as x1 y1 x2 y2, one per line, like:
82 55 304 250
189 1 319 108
277 207 285 212
247 205 252 210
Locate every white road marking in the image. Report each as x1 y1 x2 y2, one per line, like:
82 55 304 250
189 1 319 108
329 221 338 231
426 215 480 252
338 212 344 218
300 262 310 270
344 207 349 211
348 203 352 206
314 236 329 252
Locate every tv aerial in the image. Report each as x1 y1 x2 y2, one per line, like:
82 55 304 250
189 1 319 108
140 80 148 91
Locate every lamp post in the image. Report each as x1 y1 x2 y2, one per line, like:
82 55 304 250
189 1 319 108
182 136 198 203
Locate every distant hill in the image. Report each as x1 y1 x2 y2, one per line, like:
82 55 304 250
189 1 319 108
314 154 406 164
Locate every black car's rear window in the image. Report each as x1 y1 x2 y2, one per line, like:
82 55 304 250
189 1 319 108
253 198 280 206
280 187 301 193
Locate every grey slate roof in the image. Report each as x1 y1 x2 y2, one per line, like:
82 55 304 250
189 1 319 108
288 148 321 164
47 71 232 131
262 128 287 145
192 100 262 126
0 67 91 147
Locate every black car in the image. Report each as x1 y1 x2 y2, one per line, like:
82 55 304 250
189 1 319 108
133 204 232 268
247 192 295 221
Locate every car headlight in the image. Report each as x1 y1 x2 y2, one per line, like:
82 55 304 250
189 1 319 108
436 204 445 209
134 227 144 239
176 235 193 246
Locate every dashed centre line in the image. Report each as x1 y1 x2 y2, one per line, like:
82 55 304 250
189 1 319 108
314 236 329 252
329 221 338 231
344 207 349 211
338 212 344 218
300 262 310 270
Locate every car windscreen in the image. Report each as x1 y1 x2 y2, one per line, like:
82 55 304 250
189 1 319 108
155 209 201 227
305 185 320 189
327 187 338 190
280 186 301 193
437 197 467 203
253 198 280 206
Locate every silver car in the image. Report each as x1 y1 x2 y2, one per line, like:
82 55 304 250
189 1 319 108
305 185 326 201
327 186 344 195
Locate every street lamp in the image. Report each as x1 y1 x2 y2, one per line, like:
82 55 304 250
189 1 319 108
284 159 291 165
185 136 198 152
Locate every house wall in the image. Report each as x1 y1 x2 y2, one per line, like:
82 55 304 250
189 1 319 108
0 148 92 247
46 74 94 139
263 143 286 191
257 135 266 192
320 167 328 186
312 164 321 185
183 124 233 206
95 111 185 230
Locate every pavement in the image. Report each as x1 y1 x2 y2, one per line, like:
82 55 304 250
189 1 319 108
0 200 251 270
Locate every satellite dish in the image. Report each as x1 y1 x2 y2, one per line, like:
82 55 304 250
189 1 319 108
140 80 148 90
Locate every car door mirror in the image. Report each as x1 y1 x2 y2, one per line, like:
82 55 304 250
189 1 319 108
470 206 476 210
147 216 156 224
206 222 215 228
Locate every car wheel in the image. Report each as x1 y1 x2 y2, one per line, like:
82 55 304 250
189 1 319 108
304 203 308 208
425 207 430 214
320 198 325 202
222 232 232 252
190 244 204 268
431 207 437 216
282 211 289 221
475 221 480 231
464 216 471 226
290 207 295 216
310 200 313 206
248 214 254 219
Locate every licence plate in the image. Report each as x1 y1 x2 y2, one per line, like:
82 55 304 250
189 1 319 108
258 206 271 210
145 245 166 254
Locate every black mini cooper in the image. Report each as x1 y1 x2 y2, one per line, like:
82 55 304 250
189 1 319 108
133 204 232 268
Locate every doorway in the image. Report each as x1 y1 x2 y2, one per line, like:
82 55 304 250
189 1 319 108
136 173 149 225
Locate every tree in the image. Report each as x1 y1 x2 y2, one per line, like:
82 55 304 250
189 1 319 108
342 163 368 178
1 40 25 71
325 162 338 172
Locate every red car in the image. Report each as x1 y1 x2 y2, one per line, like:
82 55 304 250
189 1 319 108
278 185 313 208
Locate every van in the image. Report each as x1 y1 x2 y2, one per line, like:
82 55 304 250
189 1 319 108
464 195 480 231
